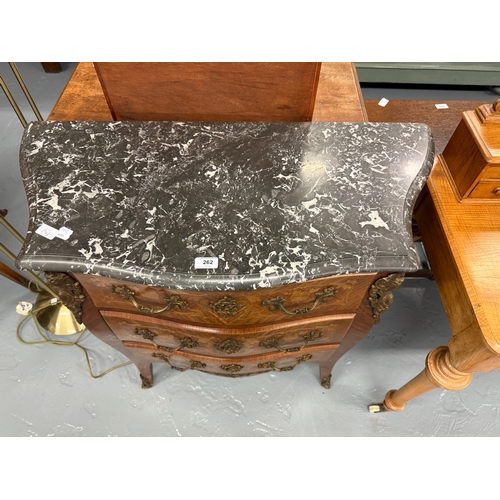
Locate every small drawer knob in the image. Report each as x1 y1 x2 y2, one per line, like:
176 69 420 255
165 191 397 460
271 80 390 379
493 187 500 196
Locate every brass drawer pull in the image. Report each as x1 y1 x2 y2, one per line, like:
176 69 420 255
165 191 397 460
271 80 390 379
215 339 243 354
220 364 244 373
258 354 313 372
152 352 206 371
135 328 198 352
262 287 337 315
259 330 322 353
111 285 188 314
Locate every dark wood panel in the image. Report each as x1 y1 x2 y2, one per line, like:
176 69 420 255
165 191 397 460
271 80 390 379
365 99 485 154
94 62 321 122
0 261 30 288
41 63 61 73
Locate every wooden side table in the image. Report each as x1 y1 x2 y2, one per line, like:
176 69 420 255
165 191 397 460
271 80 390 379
370 101 500 412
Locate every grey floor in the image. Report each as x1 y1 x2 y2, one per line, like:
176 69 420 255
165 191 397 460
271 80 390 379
1 62 500 438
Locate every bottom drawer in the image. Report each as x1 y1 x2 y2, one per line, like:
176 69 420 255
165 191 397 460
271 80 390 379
123 342 336 378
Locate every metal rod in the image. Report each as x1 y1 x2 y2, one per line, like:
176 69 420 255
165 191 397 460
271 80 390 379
0 242 59 300
0 213 26 244
0 74 28 127
8 63 43 121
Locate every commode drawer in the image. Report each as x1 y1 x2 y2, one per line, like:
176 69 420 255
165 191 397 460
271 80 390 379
76 273 375 327
121 342 339 379
101 310 355 357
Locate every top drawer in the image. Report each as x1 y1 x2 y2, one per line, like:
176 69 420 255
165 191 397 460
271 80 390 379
75 273 377 327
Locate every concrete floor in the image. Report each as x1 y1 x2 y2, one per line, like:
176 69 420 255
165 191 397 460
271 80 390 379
1 63 500 438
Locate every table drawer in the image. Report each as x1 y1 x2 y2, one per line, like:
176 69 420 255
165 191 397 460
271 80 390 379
77 273 375 327
469 180 500 199
102 310 354 357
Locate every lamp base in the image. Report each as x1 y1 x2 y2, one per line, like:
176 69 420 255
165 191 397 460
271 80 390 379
35 291 86 335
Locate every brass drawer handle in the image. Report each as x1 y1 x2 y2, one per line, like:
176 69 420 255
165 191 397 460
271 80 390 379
215 339 244 354
111 285 188 314
258 354 313 372
135 328 198 352
262 287 337 315
259 330 322 353
152 352 206 371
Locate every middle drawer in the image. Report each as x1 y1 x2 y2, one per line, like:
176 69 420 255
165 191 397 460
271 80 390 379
101 310 355 357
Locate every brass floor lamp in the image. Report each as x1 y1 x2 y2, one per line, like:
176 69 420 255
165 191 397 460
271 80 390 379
0 63 84 335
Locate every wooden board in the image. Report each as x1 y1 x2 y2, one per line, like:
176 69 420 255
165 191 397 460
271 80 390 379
49 62 368 124
311 62 367 122
48 63 113 121
94 62 322 122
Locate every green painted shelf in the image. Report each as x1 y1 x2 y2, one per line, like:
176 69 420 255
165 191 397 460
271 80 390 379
355 63 500 86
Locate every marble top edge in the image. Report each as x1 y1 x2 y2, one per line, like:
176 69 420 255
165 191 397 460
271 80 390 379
17 120 434 291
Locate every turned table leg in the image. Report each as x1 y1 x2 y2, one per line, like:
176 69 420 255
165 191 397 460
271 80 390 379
369 346 473 413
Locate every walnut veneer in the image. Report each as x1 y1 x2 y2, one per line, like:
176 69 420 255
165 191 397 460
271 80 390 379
72 272 400 388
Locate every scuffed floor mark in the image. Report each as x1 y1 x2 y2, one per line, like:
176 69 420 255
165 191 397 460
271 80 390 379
250 419 281 436
83 401 97 418
58 371 74 387
129 398 146 410
256 389 270 403
368 413 392 435
0 345 21 370
190 380 247 417
153 395 183 436
12 413 34 427
381 328 407 344
191 411 208 429
276 402 293 421
48 423 85 436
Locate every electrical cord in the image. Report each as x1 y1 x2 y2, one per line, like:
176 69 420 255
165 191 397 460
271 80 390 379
16 299 132 379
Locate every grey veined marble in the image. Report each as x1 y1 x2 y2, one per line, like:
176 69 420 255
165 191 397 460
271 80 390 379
17 121 434 291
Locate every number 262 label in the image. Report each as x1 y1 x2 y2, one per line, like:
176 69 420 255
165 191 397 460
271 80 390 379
194 257 219 269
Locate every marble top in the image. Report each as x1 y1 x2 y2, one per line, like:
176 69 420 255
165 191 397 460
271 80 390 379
16 121 434 291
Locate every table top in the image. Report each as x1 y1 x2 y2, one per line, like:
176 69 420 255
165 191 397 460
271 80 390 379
17 120 434 291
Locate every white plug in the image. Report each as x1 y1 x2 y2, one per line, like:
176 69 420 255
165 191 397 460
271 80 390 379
16 301 33 315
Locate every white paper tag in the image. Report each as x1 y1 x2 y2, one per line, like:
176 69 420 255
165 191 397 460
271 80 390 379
194 257 219 269
378 98 389 107
36 223 59 240
435 103 449 109
36 224 73 240
56 226 73 240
